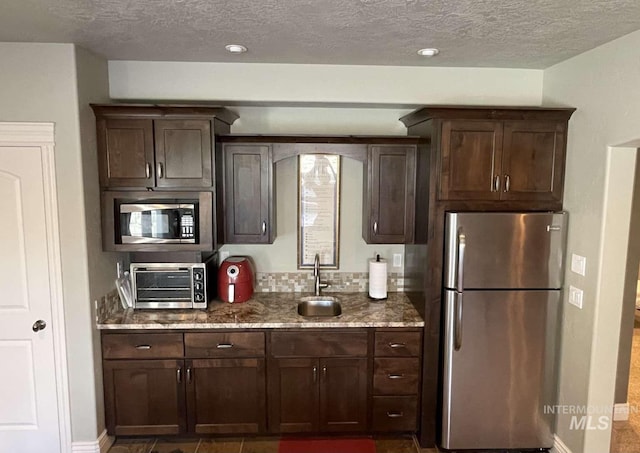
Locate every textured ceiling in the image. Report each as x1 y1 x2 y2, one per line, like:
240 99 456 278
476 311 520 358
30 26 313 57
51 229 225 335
1 0 640 68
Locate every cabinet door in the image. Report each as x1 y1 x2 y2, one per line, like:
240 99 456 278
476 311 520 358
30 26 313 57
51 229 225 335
103 359 186 436
224 144 274 243
439 120 503 200
98 118 155 188
186 358 266 434
364 145 416 243
501 121 566 202
154 119 212 188
268 358 319 433
320 358 368 432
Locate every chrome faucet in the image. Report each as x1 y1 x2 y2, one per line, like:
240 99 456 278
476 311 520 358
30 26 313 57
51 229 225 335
313 253 329 296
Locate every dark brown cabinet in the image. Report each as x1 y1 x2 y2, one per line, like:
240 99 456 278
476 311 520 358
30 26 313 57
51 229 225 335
439 118 568 202
371 330 422 432
268 330 369 434
363 145 416 243
103 359 186 436
91 104 238 190
223 144 275 243
186 358 266 434
102 328 421 438
102 331 266 436
153 120 213 188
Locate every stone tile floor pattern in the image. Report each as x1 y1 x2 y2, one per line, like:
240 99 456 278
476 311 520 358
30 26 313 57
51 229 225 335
108 435 439 453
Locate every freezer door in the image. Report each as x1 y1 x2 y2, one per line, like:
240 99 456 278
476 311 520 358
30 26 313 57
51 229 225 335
444 212 567 290
440 289 559 450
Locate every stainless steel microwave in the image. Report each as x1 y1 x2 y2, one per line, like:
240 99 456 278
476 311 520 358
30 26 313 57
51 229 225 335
119 202 197 244
130 263 209 309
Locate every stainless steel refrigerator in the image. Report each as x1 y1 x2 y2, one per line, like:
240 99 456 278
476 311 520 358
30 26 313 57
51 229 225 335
440 212 567 451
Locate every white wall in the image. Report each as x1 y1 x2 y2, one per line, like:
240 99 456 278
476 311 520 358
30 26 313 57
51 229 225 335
109 61 543 105
0 42 114 443
109 61 544 273
543 29 640 453
75 46 121 436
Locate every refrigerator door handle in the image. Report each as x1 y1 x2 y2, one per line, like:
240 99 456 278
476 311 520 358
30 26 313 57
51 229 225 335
454 291 463 351
457 231 466 292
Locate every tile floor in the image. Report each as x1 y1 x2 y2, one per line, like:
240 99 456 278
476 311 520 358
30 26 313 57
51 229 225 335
108 435 439 453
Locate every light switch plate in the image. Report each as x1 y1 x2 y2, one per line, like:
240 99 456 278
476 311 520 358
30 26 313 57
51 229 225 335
571 254 587 276
393 254 403 267
569 285 584 309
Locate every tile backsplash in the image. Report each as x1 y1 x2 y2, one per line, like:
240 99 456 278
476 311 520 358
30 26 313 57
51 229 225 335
255 272 404 293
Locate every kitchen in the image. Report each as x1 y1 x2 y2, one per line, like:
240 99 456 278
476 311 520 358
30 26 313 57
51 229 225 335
2 4 640 453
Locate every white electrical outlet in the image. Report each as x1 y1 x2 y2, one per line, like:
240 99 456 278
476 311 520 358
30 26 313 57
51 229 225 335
393 253 403 267
569 285 584 309
571 254 587 276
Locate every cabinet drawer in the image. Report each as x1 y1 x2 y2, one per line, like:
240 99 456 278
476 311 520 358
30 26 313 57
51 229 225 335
371 396 418 432
270 331 368 357
374 331 421 357
185 332 265 358
373 358 420 395
102 333 184 359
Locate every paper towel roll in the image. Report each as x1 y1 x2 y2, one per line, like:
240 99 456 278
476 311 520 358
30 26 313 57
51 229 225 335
369 258 388 300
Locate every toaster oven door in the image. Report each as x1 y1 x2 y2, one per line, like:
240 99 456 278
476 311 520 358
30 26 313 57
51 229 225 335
133 267 194 309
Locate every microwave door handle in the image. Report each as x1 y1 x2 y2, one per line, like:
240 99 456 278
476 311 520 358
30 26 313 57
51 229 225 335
457 231 466 293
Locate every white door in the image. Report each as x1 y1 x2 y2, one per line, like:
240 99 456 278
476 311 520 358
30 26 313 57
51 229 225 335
0 125 64 452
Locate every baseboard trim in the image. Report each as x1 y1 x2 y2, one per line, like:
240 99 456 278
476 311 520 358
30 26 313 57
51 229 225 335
552 434 572 453
71 430 114 453
614 402 630 421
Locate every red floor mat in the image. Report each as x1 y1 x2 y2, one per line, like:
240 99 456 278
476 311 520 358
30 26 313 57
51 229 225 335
278 437 376 453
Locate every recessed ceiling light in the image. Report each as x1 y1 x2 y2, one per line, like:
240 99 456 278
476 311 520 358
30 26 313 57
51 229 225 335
225 44 247 54
417 48 439 57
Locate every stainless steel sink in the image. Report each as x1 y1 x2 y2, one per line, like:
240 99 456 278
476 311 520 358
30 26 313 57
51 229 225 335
297 296 342 317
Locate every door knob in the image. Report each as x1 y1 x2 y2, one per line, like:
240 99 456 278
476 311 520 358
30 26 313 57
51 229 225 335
32 320 47 332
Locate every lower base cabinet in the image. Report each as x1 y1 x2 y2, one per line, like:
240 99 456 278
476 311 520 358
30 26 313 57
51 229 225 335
102 328 420 437
104 359 186 436
187 358 266 434
267 357 368 433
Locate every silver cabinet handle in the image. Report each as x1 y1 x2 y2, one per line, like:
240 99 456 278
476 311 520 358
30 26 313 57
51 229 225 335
322 366 327 378
157 162 164 178
457 231 466 293
373 221 378 234
262 221 267 235
313 366 318 383
504 174 511 192
216 343 234 349
177 367 182 383
388 342 406 349
388 374 405 379
455 291 463 351
32 320 46 332
145 162 151 179
493 175 501 192
387 412 404 418
135 345 151 350
186 367 192 384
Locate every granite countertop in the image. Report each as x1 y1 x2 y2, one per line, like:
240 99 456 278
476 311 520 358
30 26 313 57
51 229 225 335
97 292 424 330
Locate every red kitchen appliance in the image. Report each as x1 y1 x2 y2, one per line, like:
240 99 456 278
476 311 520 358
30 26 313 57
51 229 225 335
218 256 255 303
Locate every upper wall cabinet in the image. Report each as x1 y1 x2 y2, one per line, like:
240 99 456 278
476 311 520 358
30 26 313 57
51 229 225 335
222 143 275 244
362 145 417 244
401 107 575 204
91 105 239 190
